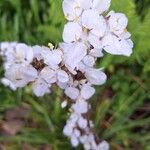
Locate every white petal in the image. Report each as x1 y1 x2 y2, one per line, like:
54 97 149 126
43 49 62 69
90 16 107 37
81 85 95 99
102 34 133 56
82 9 100 29
63 22 82 43
62 0 82 21
65 87 79 100
92 0 111 14
23 65 38 81
97 141 110 150
89 49 104 57
72 100 88 113
108 11 128 35
83 55 95 67
88 32 102 49
40 67 56 83
63 125 73 136
57 70 69 83
32 79 50 97
71 135 79 147
78 117 88 129
85 68 107 85
64 42 87 71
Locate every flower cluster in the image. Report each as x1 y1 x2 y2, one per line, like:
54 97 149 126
0 0 133 149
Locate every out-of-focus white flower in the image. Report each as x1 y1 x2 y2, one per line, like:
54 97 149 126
63 124 73 136
97 141 110 150
1 78 17 90
78 117 88 128
81 84 95 99
92 0 111 14
108 11 128 35
71 135 79 147
65 87 79 100
102 33 133 56
63 22 82 43
85 68 107 85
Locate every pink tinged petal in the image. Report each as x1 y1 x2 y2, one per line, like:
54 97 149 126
32 79 50 97
89 49 104 57
102 34 133 56
63 22 82 43
85 68 107 85
62 0 82 21
57 70 69 83
40 67 56 84
65 87 79 100
92 0 111 14
72 100 88 114
81 85 95 99
83 55 95 67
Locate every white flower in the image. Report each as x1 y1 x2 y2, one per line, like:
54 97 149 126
108 11 128 35
57 70 69 83
92 0 111 14
63 22 82 43
32 78 50 97
65 87 79 100
102 33 133 56
81 84 95 99
85 68 107 85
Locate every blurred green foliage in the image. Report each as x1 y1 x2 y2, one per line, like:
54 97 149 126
0 0 150 150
